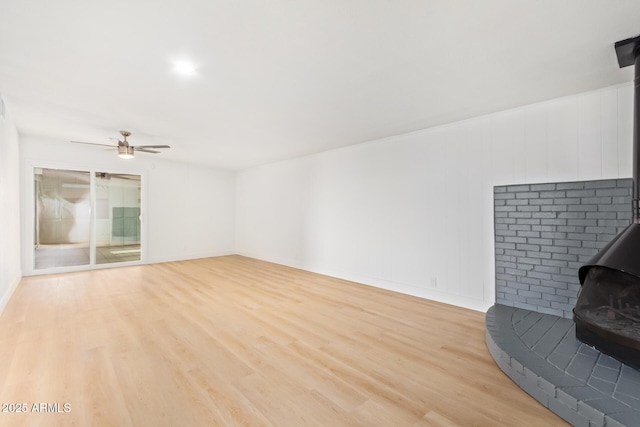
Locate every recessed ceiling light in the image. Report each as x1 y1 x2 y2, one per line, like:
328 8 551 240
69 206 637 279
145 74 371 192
174 59 197 77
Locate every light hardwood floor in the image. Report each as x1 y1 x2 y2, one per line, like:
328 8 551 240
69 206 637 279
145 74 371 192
0 255 567 426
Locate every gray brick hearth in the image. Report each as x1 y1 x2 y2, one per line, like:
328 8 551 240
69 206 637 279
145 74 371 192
486 305 640 427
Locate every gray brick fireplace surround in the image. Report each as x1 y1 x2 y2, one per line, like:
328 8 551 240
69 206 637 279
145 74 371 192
494 179 632 319
487 178 640 427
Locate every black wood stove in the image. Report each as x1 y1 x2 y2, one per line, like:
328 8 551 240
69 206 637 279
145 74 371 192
574 35 640 370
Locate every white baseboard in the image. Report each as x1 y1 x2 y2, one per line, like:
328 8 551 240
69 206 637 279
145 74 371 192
146 250 236 265
235 251 493 313
307 268 492 313
0 274 21 317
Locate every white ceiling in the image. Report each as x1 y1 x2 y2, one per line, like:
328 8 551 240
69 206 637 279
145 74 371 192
1 1 639 170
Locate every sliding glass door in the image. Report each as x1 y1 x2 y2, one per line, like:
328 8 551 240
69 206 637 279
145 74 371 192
33 167 142 271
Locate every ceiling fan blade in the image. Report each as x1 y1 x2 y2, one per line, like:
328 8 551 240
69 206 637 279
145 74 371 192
133 145 170 149
70 140 117 148
135 148 161 154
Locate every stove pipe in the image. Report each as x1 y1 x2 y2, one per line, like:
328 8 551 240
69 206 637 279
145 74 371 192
578 35 640 284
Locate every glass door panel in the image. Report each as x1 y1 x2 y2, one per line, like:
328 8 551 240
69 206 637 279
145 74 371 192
95 172 141 264
34 168 91 269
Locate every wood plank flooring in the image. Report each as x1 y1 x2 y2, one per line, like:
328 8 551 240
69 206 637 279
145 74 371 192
0 255 567 426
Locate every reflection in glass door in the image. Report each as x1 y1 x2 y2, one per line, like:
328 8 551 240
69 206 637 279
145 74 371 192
95 172 141 264
33 168 142 270
34 168 91 269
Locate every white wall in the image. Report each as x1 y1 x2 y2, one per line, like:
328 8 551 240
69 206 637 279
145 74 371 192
0 103 22 314
236 83 634 312
144 157 236 264
20 135 236 274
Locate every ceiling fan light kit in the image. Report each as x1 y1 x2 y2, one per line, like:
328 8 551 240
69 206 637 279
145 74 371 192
71 130 170 160
118 145 135 159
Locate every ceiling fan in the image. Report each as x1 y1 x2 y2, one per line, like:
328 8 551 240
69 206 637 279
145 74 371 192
71 130 170 159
